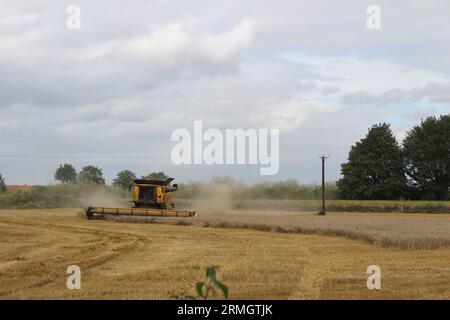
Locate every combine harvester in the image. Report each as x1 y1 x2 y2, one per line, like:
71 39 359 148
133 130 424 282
86 178 196 219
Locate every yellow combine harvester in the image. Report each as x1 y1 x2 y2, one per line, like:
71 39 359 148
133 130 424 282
86 178 196 219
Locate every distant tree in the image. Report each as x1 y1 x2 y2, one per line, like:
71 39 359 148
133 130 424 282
78 165 106 185
112 170 136 189
142 171 170 181
403 115 450 200
54 163 77 184
337 123 406 200
0 173 6 193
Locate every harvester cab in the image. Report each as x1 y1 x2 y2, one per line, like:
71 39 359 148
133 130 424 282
131 178 178 210
86 178 196 219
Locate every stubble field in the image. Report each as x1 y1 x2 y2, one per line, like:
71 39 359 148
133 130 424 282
0 208 449 299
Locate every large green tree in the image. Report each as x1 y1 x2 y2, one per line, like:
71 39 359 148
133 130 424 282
54 163 77 184
337 123 406 200
403 115 450 200
0 173 6 193
78 165 106 185
112 170 136 189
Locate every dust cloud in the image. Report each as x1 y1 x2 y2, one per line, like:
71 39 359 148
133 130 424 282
193 183 233 215
80 187 129 208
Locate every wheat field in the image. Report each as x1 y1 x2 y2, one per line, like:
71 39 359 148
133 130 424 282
0 208 450 299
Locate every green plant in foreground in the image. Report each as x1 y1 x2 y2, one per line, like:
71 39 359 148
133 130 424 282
172 266 229 300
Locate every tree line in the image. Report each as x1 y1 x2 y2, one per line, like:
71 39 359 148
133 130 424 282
337 115 449 200
54 164 169 190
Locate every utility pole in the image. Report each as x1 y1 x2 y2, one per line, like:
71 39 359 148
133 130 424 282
319 155 329 215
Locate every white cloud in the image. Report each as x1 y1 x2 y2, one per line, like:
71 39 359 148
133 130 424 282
282 54 450 95
120 23 195 63
203 19 255 61
79 18 255 66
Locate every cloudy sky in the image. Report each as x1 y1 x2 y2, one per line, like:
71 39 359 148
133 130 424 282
1 0 449 185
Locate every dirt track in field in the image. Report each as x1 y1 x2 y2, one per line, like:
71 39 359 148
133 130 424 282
1 208 450 299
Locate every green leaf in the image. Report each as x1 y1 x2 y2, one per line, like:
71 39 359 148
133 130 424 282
196 281 204 298
206 266 217 279
212 278 229 299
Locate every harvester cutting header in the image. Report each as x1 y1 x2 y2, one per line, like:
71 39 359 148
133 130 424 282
86 178 196 219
